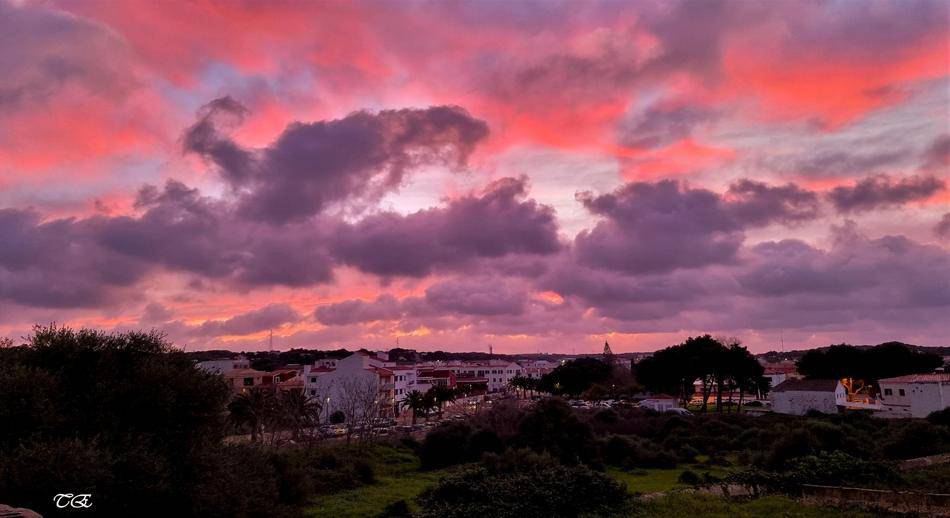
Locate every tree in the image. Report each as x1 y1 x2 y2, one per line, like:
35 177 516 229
228 390 275 443
404 390 426 425
727 342 764 412
280 389 321 441
0 325 231 516
538 358 611 397
337 375 383 444
797 342 942 387
427 385 457 418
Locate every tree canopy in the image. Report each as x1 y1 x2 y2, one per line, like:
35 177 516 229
537 357 611 396
796 342 942 382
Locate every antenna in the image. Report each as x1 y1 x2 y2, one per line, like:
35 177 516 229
269 329 274 352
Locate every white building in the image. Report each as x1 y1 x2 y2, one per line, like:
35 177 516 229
196 357 250 374
770 379 847 415
640 395 679 411
303 352 396 419
877 373 950 418
387 365 417 409
422 360 523 393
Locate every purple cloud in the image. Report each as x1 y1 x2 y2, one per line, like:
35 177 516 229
827 174 946 213
185 98 489 224
331 177 561 277
573 179 818 275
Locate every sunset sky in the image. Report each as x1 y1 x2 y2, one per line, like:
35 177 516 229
1 0 948 353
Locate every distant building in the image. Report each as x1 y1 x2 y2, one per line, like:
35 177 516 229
877 373 950 418
770 379 846 415
196 357 249 374
640 395 679 411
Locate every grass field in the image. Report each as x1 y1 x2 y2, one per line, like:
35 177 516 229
636 493 896 518
607 461 735 494
304 445 455 517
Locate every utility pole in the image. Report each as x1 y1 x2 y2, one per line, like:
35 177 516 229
269 330 274 352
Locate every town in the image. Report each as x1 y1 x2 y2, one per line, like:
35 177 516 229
3 327 950 517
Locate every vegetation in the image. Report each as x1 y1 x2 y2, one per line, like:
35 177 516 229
635 493 892 518
416 449 630 518
796 342 942 383
634 335 765 411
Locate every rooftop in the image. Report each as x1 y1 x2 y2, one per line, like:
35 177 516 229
879 373 950 384
772 378 840 392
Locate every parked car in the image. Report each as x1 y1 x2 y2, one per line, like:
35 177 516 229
666 408 693 416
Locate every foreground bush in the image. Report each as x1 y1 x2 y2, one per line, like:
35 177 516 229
416 449 630 518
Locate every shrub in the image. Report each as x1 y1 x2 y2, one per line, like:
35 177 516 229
416 450 630 518
678 469 701 486
379 499 411 517
927 408 950 426
882 421 945 459
419 422 474 470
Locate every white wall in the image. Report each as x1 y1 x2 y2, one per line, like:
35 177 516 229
879 381 950 418
771 387 843 415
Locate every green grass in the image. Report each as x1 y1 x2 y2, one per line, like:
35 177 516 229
304 445 455 518
608 459 737 494
636 493 895 518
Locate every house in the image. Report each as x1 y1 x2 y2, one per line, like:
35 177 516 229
223 368 274 394
877 372 950 418
302 352 396 419
640 395 679 411
770 379 846 415
197 357 250 374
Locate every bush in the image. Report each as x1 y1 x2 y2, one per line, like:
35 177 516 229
416 449 630 518
927 408 950 426
419 422 474 470
379 499 411 517
515 399 597 466
678 469 701 486
882 421 945 459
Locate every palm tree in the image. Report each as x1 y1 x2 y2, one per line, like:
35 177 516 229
428 386 456 418
404 390 425 425
280 390 321 440
228 390 273 442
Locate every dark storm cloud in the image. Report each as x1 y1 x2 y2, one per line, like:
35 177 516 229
573 179 819 275
827 174 946 213
184 98 489 224
331 177 561 277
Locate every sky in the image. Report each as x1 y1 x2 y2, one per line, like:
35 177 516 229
0 0 948 354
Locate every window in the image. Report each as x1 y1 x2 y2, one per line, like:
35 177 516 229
884 388 892 396
243 377 254 386
899 389 905 396
310 377 317 383
310 389 316 396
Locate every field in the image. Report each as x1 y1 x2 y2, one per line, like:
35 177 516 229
304 447 882 517
304 445 453 517
637 493 896 518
